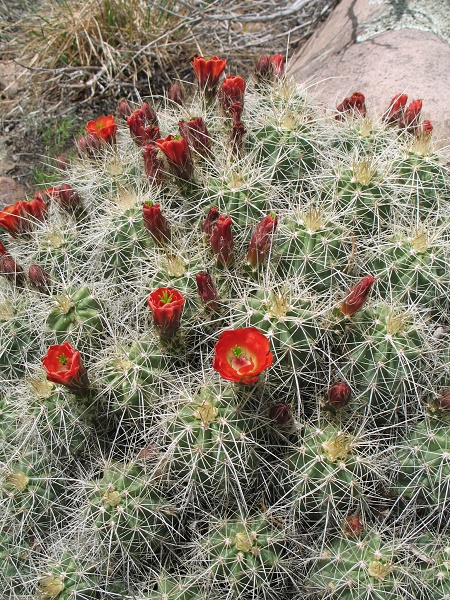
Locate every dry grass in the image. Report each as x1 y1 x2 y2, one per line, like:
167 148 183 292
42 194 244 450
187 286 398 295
0 0 338 106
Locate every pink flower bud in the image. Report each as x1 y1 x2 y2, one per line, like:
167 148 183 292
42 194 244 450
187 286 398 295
142 202 170 244
383 93 408 124
203 206 220 238
29 264 51 291
268 403 291 425
142 144 165 184
247 214 278 268
0 256 25 285
196 271 219 309
210 215 233 266
118 101 133 120
168 83 183 106
57 184 80 211
178 118 211 156
340 276 375 316
324 382 352 409
336 92 366 119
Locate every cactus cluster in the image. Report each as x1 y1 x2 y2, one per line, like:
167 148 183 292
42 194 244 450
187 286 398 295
1 55 450 599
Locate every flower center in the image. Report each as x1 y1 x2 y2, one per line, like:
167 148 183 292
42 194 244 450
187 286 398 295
57 353 68 365
230 346 254 374
159 290 173 305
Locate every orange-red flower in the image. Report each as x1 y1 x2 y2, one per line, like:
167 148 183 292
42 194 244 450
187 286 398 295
42 342 89 391
340 275 375 316
212 327 273 385
383 93 408 125
0 202 26 236
147 287 185 338
191 56 227 99
155 135 193 180
85 115 117 143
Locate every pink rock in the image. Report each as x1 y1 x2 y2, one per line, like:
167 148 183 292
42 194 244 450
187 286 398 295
289 0 450 143
0 177 25 210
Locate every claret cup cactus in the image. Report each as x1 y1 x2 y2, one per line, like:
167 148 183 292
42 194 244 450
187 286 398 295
1 54 450 599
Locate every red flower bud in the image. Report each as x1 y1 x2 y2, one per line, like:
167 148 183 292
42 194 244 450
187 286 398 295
118 101 133 120
336 92 366 119
29 264 51 291
325 382 352 409
340 275 375 316
57 184 80 211
196 271 219 310
269 54 284 77
438 389 450 412
219 76 246 112
399 99 422 131
343 515 364 537
168 83 183 106
383 93 408 124
77 134 102 155
417 119 433 139
203 206 220 238
228 103 243 125
56 155 70 170
247 213 278 268
210 215 233 266
140 102 158 125
269 403 291 425
0 241 8 256
255 55 271 80
178 118 211 156
155 135 193 180
191 55 227 100
213 327 273 385
147 287 185 339
231 121 246 154
142 201 170 244
26 195 48 221
42 342 89 392
143 144 165 184
85 115 117 143
127 109 160 146
0 256 25 285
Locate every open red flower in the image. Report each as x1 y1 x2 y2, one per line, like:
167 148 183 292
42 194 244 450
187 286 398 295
155 135 193 180
191 56 227 99
147 287 185 338
341 275 375 316
213 327 273 385
0 202 26 236
85 115 117 143
42 342 89 391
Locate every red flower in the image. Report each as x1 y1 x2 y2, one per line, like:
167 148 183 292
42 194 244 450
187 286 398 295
269 54 284 77
143 144 165 184
147 287 185 338
210 214 233 266
196 271 219 309
399 99 422 131
0 202 26 236
155 135 193 180
219 76 246 112
142 202 170 244
336 92 366 118
383 93 408 124
324 382 352 408
178 118 211 156
85 115 117 143
191 56 227 99
212 327 273 385
26 195 48 221
42 342 89 391
127 106 160 146
168 83 183 106
341 275 375 316
247 213 278 267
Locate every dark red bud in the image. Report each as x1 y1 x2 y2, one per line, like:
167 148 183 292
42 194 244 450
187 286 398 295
210 215 233 266
196 271 219 309
29 264 51 291
77 135 101 154
268 403 291 425
228 102 243 125
438 389 450 412
140 102 158 126
343 515 364 537
168 83 183 106
179 118 211 156
0 256 25 285
325 382 352 408
231 122 246 154
142 202 170 244
247 214 278 267
255 55 271 80
56 155 70 170
143 144 165 184
336 92 366 119
399 99 422 131
203 206 220 238
58 184 80 211
269 54 284 77
341 276 375 316
0 241 8 256
383 93 408 125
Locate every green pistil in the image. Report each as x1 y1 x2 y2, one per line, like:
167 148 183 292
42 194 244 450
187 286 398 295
57 353 68 365
232 345 243 358
159 290 173 305
270 212 277 220
145 201 153 207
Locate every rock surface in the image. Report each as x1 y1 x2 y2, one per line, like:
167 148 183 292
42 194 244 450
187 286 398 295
289 0 450 143
0 176 25 209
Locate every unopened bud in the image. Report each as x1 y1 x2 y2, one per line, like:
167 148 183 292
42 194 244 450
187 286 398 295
142 202 170 244
383 93 408 125
57 184 80 211
268 403 291 425
29 264 51 291
247 214 278 267
203 206 220 238
168 83 183 106
325 382 352 409
0 256 25 285
438 389 450 412
343 515 364 537
341 276 375 316
77 134 101 155
140 102 158 126
210 215 233 266
269 54 284 77
336 92 366 119
0 241 8 256
143 144 165 184
196 271 219 309
255 55 271 81
56 155 70 170
399 99 422 131
118 101 133 119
